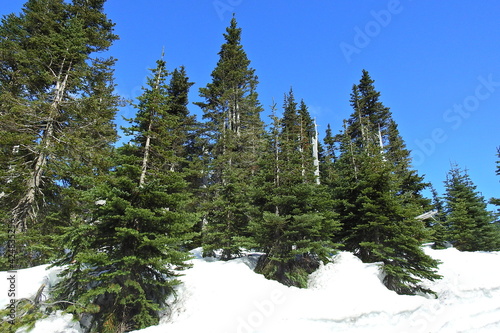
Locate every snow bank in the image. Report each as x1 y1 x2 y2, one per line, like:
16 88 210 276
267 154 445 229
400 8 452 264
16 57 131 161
15 311 82 333
1 264 84 333
2 247 500 332
0 264 62 307
136 248 500 333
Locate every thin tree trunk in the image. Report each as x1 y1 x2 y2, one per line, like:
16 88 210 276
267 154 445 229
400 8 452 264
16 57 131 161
274 115 280 216
300 117 305 179
312 119 320 185
377 123 385 160
139 60 164 187
356 98 366 145
139 122 153 187
12 61 71 232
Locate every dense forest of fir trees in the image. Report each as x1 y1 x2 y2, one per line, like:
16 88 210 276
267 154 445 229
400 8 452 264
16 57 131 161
1 1 499 332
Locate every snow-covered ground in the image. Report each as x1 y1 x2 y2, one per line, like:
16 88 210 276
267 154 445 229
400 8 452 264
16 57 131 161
2 246 500 333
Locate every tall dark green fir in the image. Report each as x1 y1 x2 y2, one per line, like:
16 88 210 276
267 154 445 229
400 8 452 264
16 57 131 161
444 164 499 251
490 147 500 219
53 57 197 332
0 0 119 268
195 16 265 259
331 70 440 295
249 91 340 288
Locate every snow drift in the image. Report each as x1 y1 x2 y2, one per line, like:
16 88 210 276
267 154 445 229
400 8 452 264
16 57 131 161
2 247 500 333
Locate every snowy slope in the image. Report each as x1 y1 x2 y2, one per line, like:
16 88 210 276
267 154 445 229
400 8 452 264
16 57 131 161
2 247 500 333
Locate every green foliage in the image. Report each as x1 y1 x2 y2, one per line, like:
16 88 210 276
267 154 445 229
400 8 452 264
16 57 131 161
331 70 440 295
490 147 500 220
428 186 449 249
51 56 198 332
444 164 499 251
2 3 499 330
250 93 340 287
0 300 47 332
320 123 338 186
0 0 119 267
52 150 196 332
0 283 70 332
196 16 265 260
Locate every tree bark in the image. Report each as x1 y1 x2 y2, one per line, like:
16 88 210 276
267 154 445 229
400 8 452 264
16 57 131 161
312 120 320 185
139 62 164 187
11 62 71 232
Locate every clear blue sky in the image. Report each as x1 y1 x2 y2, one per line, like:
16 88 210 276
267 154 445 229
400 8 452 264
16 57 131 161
3 0 499 205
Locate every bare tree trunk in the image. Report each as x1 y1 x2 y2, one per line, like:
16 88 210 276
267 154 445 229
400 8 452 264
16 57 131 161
230 86 240 136
300 117 305 179
139 59 164 187
312 119 320 185
274 109 280 216
235 98 240 137
377 123 386 160
356 98 366 145
139 122 153 187
11 62 71 232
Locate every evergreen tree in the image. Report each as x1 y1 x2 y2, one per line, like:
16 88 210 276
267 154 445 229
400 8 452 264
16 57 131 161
52 57 197 332
348 71 430 206
331 70 440 295
323 124 337 160
321 122 343 189
249 93 340 288
166 66 196 172
166 65 205 246
0 0 119 268
490 147 500 218
444 164 499 251
429 185 449 249
195 16 264 259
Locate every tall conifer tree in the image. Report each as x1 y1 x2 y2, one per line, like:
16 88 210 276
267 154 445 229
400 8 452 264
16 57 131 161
53 57 197 332
490 147 500 218
166 66 204 243
249 92 340 288
331 70 440 295
0 0 119 268
195 16 264 259
428 185 449 249
444 164 499 251
166 66 196 172
320 123 340 188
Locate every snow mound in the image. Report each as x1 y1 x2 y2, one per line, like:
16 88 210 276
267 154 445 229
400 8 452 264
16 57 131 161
1 264 84 333
136 248 500 333
308 251 387 296
0 264 63 307
16 311 82 333
2 247 500 332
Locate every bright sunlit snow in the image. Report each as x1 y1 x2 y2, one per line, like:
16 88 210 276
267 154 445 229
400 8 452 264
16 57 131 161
2 246 500 333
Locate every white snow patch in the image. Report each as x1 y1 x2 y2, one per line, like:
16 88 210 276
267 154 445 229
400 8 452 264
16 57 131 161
16 311 82 333
2 247 500 332
1 265 83 332
0 264 63 307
